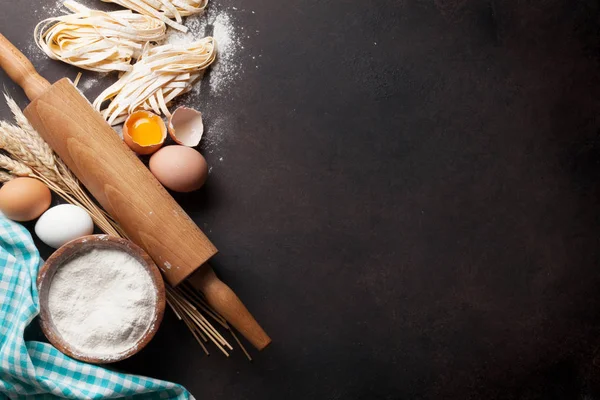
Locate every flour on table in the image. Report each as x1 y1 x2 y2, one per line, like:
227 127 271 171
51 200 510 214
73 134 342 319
28 1 66 67
161 7 242 152
77 72 103 93
163 11 207 46
202 115 230 149
162 7 241 96
210 12 241 94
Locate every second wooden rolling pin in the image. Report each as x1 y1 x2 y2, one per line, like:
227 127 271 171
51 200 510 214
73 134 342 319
0 32 271 350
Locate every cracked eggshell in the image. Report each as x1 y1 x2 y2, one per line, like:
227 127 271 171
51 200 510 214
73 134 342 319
168 107 204 147
123 111 167 155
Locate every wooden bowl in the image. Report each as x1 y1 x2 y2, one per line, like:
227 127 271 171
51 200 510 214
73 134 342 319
37 235 166 364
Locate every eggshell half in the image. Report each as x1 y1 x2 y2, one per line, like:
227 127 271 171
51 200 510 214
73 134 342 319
168 107 204 147
123 110 167 155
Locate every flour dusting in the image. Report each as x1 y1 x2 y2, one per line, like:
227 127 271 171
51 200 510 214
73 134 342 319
202 115 230 149
77 72 103 93
29 1 65 67
163 11 207 45
162 7 243 152
163 8 241 95
210 12 240 94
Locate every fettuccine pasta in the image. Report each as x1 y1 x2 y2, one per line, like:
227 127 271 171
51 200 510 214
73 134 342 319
93 38 217 125
102 0 208 32
35 0 166 73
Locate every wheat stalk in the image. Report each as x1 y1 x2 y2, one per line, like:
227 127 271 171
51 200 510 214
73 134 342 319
0 170 14 183
3 95 65 186
0 154 33 177
0 122 60 183
4 94 57 168
3 96 123 233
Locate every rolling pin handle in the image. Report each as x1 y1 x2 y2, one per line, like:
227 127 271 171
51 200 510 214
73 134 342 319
0 33 51 101
190 265 272 351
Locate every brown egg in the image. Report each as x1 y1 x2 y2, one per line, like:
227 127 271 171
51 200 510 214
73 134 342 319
0 178 52 221
123 111 167 155
149 146 208 192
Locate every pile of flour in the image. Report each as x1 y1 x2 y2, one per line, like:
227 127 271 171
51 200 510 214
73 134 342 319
48 248 156 359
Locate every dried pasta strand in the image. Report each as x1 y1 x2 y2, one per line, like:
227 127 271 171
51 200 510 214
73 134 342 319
102 0 208 32
73 72 83 87
34 0 166 73
93 38 216 125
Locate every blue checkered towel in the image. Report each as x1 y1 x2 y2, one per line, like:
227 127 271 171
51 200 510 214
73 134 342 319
0 216 193 399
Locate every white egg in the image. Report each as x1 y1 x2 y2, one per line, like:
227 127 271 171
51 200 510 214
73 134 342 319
35 204 94 249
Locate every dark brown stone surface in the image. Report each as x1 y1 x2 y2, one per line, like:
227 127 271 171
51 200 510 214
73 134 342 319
5 0 600 398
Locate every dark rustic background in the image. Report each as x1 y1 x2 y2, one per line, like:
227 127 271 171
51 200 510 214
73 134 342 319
4 0 600 398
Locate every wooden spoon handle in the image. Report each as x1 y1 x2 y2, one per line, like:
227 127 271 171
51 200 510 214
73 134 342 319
0 33 50 101
189 265 271 351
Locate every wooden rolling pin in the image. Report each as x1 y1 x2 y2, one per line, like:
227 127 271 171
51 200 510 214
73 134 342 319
0 33 271 350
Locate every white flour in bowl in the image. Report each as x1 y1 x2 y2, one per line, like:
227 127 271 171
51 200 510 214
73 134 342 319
47 248 157 359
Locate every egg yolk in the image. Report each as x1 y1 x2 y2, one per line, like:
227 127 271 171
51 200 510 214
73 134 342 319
127 115 163 146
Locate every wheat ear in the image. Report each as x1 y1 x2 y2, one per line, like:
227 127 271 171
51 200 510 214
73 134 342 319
0 121 60 180
0 170 14 183
4 93 57 166
0 154 33 177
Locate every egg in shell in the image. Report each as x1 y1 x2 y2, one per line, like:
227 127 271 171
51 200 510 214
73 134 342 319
149 146 208 192
35 204 94 248
123 110 167 155
168 107 204 147
0 177 52 221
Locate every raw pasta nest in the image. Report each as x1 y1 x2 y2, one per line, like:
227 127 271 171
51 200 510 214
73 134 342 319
93 37 217 125
102 0 208 32
34 0 166 73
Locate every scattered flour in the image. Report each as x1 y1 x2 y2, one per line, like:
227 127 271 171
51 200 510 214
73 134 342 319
79 76 100 92
202 116 230 149
75 71 104 93
48 248 157 359
163 12 207 45
210 12 241 94
161 7 243 152
27 2 64 67
162 7 241 95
